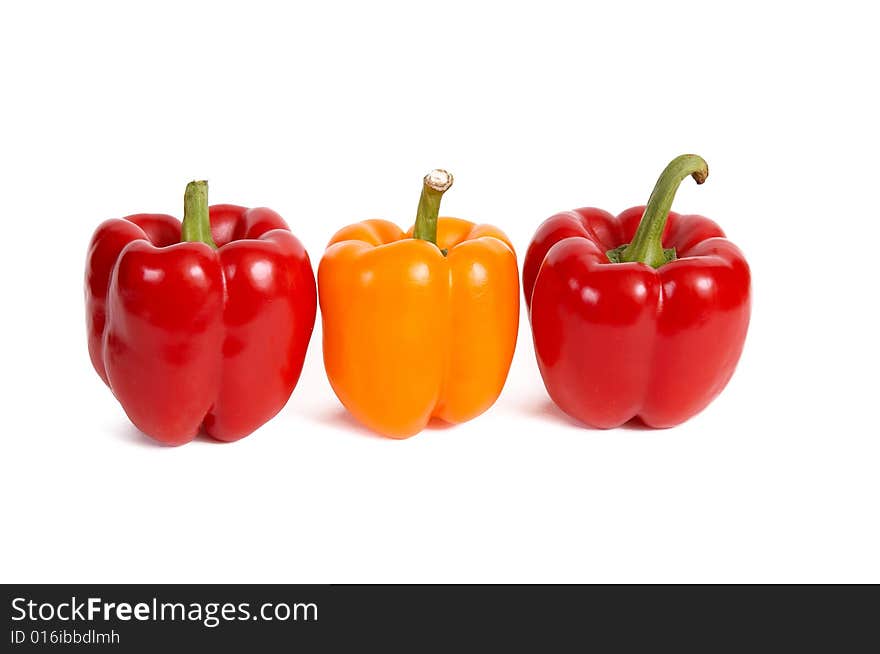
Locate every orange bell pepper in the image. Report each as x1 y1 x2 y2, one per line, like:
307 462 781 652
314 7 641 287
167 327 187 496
318 170 519 438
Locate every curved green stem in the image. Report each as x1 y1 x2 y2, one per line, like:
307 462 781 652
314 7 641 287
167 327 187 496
615 154 708 268
412 169 454 246
181 180 217 248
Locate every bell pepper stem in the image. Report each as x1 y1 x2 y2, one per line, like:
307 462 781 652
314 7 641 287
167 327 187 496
412 169 454 246
181 180 217 249
616 154 708 268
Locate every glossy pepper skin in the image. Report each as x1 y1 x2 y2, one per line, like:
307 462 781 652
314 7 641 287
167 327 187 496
319 170 519 438
523 155 750 428
85 181 316 445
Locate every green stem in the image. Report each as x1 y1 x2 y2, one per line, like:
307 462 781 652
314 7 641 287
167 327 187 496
615 154 708 268
412 169 454 246
181 180 217 248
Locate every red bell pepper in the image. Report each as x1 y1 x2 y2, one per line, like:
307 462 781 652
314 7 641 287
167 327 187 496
85 181 316 445
523 155 750 428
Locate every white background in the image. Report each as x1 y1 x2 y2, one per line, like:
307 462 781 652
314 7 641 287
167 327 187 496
1 1 877 583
